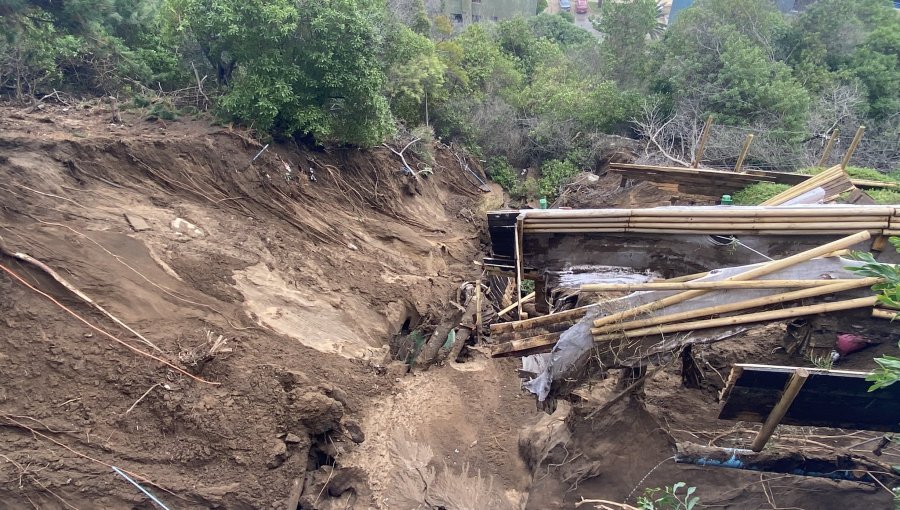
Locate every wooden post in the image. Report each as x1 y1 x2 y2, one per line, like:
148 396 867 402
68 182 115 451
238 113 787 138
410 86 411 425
840 126 865 170
692 115 714 168
816 129 839 167
534 278 549 315
751 368 809 452
734 134 754 172
514 217 524 319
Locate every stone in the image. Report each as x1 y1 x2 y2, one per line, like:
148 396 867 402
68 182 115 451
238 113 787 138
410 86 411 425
342 419 365 444
266 440 288 469
285 433 304 444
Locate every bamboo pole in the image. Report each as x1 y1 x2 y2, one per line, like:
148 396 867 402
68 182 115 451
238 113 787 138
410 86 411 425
751 369 809 452
582 279 869 292
658 271 710 283
497 291 534 317
872 309 898 320
734 134 754 172
490 304 594 333
530 222 888 231
519 205 895 219
762 165 845 206
592 296 877 341
591 231 872 329
592 278 881 335
526 216 892 225
816 129 839 167
840 125 865 170
692 115 714 168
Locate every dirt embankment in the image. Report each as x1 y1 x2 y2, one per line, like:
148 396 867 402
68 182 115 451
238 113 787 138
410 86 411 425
0 105 538 509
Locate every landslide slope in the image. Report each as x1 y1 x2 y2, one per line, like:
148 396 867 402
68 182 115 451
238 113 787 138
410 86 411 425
0 105 488 508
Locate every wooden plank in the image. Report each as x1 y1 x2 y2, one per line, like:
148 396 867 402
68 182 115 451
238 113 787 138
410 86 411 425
719 364 900 432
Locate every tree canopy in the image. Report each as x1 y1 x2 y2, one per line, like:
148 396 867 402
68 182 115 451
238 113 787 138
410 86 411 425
0 0 897 171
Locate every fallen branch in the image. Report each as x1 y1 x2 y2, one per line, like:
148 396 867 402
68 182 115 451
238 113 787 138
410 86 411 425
2 249 163 352
0 261 219 385
383 138 431 178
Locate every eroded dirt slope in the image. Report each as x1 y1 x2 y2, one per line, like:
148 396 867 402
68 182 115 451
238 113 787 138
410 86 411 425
0 105 537 509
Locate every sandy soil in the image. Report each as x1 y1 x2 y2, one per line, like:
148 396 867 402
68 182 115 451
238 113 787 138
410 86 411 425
0 103 540 509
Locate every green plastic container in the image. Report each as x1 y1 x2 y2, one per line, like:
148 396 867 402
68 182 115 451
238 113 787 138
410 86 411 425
720 194 733 205
539 198 548 209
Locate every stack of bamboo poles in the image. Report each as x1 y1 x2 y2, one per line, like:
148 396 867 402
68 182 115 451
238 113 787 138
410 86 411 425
590 231 879 344
490 305 593 358
491 231 887 358
521 205 898 236
761 165 853 205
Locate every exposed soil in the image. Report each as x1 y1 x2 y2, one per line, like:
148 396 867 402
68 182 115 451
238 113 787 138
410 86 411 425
0 104 537 509
0 104 896 510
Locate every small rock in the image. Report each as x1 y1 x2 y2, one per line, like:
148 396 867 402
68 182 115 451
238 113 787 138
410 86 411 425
285 433 304 444
266 440 288 469
170 217 204 238
342 419 365 444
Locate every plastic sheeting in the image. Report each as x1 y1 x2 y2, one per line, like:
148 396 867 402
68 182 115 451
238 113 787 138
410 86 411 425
522 257 870 401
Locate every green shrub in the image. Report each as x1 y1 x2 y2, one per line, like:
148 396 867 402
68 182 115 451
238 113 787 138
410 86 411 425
538 159 579 200
732 182 791 205
146 101 178 121
486 157 518 192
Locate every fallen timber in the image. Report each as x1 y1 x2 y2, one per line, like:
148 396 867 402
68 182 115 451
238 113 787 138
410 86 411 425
608 162 899 192
490 232 884 358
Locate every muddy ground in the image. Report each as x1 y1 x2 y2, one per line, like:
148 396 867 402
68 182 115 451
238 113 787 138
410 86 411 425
0 104 896 509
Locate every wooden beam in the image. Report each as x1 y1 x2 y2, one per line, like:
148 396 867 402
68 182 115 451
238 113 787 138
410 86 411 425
840 125 865 169
751 368 809 452
734 134 754 172
692 115 714 168
497 292 534 317
816 129 839 167
581 279 866 292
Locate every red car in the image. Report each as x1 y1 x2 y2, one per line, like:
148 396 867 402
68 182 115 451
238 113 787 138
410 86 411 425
575 0 588 14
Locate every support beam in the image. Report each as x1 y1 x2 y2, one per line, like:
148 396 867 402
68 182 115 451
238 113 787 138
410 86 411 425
751 368 809 452
840 125 865 170
734 134 754 172
692 115 714 168
817 129 839 167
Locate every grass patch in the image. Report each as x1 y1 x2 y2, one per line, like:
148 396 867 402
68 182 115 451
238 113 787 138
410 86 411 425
867 189 900 205
732 182 791 205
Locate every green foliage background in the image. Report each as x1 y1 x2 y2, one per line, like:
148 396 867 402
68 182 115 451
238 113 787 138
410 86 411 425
0 0 897 178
